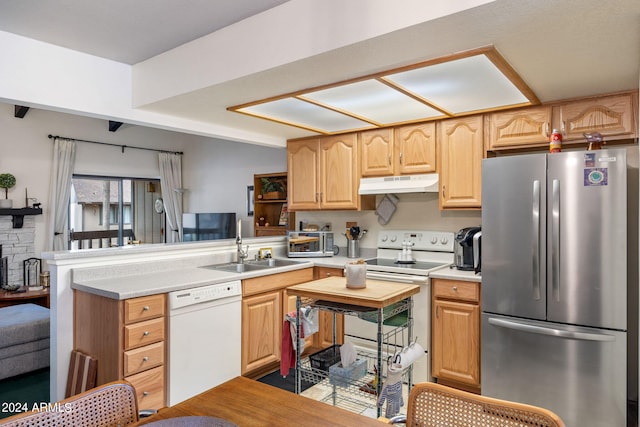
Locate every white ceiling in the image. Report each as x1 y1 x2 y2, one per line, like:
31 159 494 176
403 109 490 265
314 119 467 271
0 0 638 144
0 0 290 64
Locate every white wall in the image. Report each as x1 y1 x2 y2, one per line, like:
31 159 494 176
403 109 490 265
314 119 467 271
0 102 286 256
182 137 287 235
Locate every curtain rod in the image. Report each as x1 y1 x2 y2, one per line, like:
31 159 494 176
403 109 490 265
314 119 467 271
47 134 183 155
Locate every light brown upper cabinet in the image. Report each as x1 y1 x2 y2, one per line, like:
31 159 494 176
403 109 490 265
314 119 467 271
487 105 552 150
438 115 483 209
288 135 375 211
360 123 437 177
555 92 637 142
487 91 638 151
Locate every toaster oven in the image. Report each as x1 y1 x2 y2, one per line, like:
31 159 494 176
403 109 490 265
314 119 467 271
287 231 335 257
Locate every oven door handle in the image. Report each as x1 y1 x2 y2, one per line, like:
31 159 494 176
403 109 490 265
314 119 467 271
366 271 429 285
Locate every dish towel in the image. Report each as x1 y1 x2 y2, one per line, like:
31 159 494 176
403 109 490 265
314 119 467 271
280 310 309 377
376 194 399 225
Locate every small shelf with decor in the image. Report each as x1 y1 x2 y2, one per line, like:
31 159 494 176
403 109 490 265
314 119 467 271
253 172 295 237
0 208 43 228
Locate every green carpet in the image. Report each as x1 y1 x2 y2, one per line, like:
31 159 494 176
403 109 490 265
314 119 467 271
0 368 50 419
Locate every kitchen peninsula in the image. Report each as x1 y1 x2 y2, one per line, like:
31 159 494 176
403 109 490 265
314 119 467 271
42 236 373 404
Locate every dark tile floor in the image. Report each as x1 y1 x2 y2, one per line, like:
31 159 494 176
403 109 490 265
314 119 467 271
0 368 49 419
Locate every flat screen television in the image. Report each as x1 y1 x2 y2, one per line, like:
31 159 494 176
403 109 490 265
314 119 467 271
183 213 236 241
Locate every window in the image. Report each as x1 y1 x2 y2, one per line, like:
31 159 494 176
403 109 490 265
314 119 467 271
69 176 164 249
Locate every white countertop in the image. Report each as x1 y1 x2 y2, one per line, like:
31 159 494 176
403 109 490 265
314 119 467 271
71 248 480 300
72 260 315 300
429 265 482 282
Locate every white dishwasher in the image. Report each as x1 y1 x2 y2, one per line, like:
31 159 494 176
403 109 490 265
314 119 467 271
168 280 242 406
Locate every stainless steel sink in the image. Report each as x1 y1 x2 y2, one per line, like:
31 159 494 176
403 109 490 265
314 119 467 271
202 258 304 273
210 263 269 273
250 258 304 268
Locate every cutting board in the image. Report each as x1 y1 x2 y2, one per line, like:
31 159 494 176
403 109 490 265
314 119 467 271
287 276 419 309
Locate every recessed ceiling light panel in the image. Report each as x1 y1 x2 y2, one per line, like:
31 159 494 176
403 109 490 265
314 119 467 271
239 98 373 133
386 55 529 113
304 79 444 125
229 46 538 134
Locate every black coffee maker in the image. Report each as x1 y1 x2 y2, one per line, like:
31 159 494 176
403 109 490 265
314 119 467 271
454 226 481 271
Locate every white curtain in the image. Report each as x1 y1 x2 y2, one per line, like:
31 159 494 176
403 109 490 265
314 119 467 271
158 152 183 243
46 138 76 251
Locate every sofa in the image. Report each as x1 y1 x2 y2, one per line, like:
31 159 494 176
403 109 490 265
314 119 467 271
0 303 50 380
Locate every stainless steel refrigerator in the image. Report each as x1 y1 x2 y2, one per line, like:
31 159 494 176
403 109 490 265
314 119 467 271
481 147 638 427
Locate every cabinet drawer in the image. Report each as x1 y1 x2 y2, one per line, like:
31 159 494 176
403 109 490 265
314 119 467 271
243 268 313 296
123 341 164 376
432 279 479 302
124 318 165 350
124 294 165 324
125 365 165 410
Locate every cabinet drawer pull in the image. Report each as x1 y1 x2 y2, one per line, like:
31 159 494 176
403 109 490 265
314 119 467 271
143 356 149 362
143 331 150 336
452 286 458 291
143 306 150 311
143 391 149 396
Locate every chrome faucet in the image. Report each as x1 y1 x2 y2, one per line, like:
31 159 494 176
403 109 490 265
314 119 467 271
236 222 248 264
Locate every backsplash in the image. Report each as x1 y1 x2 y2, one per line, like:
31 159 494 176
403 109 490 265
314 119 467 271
293 193 481 248
0 216 36 286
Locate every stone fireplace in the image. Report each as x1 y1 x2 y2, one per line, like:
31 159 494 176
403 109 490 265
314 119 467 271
0 216 36 287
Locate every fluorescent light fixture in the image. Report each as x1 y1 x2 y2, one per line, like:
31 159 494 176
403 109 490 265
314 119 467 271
229 46 538 135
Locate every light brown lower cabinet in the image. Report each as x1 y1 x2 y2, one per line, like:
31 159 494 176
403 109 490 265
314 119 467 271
312 267 345 348
241 268 314 375
431 278 481 394
240 266 345 376
74 292 167 409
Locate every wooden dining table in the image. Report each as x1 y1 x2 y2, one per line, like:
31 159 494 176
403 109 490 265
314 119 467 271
134 376 387 426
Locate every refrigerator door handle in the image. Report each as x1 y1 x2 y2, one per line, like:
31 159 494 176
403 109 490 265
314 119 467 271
551 179 560 301
488 317 616 342
532 180 541 300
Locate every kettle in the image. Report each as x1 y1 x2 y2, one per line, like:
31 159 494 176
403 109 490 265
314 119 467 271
454 226 481 271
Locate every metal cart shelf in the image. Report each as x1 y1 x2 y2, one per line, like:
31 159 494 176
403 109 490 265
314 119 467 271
291 282 417 418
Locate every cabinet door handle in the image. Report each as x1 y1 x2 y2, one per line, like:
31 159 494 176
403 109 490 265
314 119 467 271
388 154 392 165
435 305 439 319
315 192 318 203
544 122 550 137
399 152 403 165
442 185 446 199
319 192 323 202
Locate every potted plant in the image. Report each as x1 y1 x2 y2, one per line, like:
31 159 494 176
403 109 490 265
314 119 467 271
0 173 16 208
259 177 286 200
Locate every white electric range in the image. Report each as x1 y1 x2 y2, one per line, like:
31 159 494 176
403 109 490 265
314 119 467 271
344 229 454 383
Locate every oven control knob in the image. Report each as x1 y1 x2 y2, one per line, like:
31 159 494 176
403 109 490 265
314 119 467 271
440 237 448 245
380 234 388 242
390 235 397 242
430 237 438 244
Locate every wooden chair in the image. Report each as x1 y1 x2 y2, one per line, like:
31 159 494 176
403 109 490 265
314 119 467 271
387 382 566 427
0 380 139 427
66 349 98 397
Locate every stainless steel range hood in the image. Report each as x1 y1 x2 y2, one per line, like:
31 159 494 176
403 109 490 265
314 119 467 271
358 174 439 195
